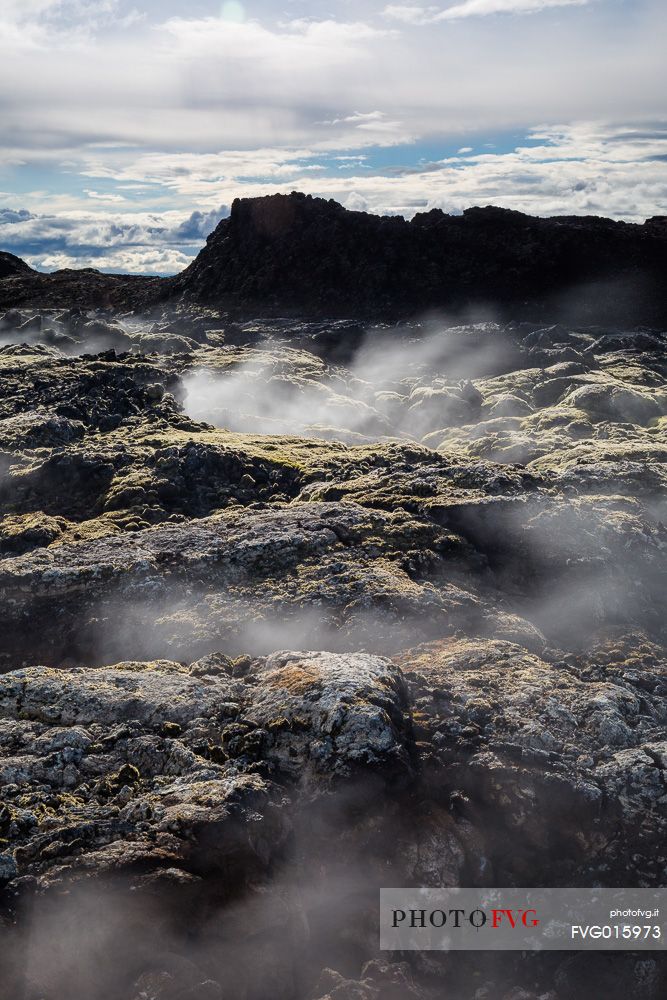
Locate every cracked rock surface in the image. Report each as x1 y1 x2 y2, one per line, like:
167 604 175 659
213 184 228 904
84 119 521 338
0 298 666 1000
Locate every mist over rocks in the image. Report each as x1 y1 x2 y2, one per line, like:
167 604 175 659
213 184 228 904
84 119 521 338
395 636 667 886
0 276 666 997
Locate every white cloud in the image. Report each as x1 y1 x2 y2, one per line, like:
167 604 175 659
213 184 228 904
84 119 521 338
3 122 665 276
383 0 592 23
0 203 230 275
84 189 127 202
343 192 371 212
0 2 665 274
0 3 664 156
1 0 62 18
319 111 407 136
324 112 390 125
78 148 330 197
36 246 192 275
0 0 141 50
64 123 667 225
382 6 442 24
161 16 390 66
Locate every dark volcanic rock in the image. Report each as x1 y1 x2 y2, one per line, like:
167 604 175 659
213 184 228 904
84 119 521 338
0 267 161 310
0 252 35 280
167 193 667 324
2 193 667 323
0 273 666 998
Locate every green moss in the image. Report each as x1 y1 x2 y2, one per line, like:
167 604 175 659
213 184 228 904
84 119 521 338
96 764 141 799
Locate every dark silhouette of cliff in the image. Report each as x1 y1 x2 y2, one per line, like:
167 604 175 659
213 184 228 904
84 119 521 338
2 193 667 322
0 251 35 280
168 193 667 323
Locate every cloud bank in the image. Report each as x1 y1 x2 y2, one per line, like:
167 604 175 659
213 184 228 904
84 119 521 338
384 0 593 24
0 0 664 272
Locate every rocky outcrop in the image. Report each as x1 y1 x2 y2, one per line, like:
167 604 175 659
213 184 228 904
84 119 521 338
0 252 34 280
1 639 665 997
0 651 411 887
0 500 488 668
0 269 160 310
0 301 666 998
0 651 415 999
168 193 667 324
2 194 667 323
396 636 667 885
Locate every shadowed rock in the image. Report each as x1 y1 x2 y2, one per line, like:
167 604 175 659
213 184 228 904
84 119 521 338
0 269 666 998
168 193 667 324
2 193 667 323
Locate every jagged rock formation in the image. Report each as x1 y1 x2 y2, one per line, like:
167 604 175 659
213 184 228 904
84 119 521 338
0 265 159 311
168 194 667 323
0 284 666 997
0 251 34 280
1 194 667 324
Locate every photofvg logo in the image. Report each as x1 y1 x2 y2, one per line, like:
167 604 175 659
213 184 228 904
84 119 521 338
392 904 540 932
380 889 667 951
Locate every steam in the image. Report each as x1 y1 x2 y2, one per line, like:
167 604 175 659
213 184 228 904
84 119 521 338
182 320 523 442
449 493 667 648
0 308 195 358
44 581 485 670
3 780 651 1000
1 787 427 1000
0 311 128 357
2 305 666 1000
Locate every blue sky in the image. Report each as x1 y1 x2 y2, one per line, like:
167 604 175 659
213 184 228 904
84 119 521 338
0 0 665 274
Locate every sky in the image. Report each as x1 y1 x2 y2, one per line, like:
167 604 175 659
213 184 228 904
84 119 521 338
0 0 665 274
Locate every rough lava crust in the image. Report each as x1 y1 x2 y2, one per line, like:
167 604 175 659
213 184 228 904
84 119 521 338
0 195 666 1000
